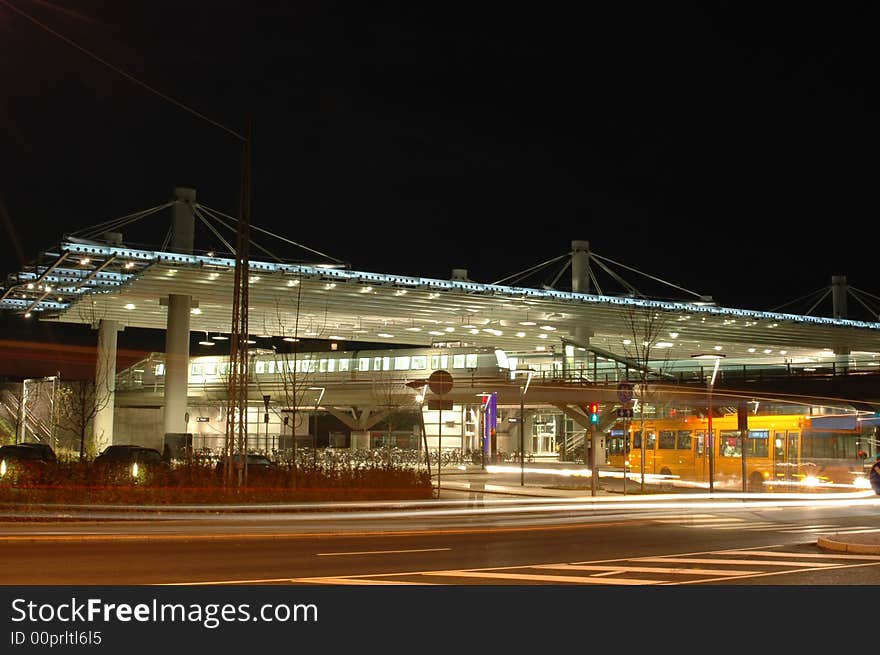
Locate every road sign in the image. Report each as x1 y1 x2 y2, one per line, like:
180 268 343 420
428 369 454 395
617 381 634 404
617 408 633 418
427 398 453 411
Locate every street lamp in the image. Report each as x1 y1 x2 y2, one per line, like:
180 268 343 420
692 353 724 493
308 387 325 467
512 368 533 486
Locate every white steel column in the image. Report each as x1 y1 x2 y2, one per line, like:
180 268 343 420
93 318 119 451
163 188 196 438
570 240 593 368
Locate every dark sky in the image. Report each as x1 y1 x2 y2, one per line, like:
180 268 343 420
1 1 876 330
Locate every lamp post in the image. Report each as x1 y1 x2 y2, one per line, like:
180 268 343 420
692 354 724 493
513 369 533 486
308 387 325 468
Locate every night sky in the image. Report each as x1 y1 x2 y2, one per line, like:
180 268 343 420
1 1 876 344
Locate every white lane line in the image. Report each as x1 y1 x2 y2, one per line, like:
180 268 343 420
419 570 663 585
654 518 743 524
288 578 432 585
634 556 836 568
316 547 451 556
533 563 762 576
716 549 880 561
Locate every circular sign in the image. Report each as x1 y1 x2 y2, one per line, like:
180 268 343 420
428 369 454 395
617 381 634 404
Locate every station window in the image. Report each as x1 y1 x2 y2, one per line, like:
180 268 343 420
327 358 336 373
382 356 391 371
394 356 410 370
358 358 370 372
267 361 275 374
338 358 350 372
155 363 165 376
466 353 479 368
373 357 382 371
411 356 427 370
255 361 265 374
452 354 465 369
204 363 217 376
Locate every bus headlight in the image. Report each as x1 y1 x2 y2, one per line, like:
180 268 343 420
0 459 5 477
803 475 820 487
131 462 139 478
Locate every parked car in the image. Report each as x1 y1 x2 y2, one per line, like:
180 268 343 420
13 442 57 462
0 443 56 483
93 445 165 483
214 454 281 480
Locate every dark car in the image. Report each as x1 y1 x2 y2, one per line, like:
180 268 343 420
0 443 56 483
93 445 165 483
214 454 280 480
13 442 58 462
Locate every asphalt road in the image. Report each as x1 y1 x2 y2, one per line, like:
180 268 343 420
2 498 879 585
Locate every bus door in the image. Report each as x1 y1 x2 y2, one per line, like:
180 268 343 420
695 430 706 482
773 430 799 481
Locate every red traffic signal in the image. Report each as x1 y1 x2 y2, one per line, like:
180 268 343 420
588 402 599 414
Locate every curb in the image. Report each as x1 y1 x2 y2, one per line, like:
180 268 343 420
816 535 880 555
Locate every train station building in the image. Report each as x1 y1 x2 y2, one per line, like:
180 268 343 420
3 188 880 487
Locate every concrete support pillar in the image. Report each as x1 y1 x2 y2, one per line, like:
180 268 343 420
571 240 590 294
163 187 196 439
93 319 119 451
831 275 851 368
163 294 191 437
171 187 196 255
350 430 370 451
831 275 847 320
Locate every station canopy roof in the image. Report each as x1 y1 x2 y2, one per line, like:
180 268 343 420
4 236 880 368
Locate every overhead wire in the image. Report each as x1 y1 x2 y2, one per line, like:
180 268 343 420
0 0 245 142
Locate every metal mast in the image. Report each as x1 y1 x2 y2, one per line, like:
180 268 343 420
224 122 252 485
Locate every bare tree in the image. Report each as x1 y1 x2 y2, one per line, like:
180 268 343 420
54 379 112 460
620 305 674 489
370 367 420 460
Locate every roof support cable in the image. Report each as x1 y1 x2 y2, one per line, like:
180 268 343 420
804 288 832 316
192 206 236 257
491 253 569 286
590 252 705 300
545 259 571 290
587 266 603 296
160 226 172 252
770 287 828 313
70 202 174 240
196 206 284 263
849 286 880 304
196 204 347 266
591 256 641 297
847 288 880 321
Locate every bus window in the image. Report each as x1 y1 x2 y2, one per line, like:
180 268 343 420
695 432 704 457
632 431 642 449
748 429 769 457
646 431 656 451
676 430 692 450
720 430 741 457
658 431 675 449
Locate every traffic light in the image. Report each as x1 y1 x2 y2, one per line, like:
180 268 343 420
589 402 599 424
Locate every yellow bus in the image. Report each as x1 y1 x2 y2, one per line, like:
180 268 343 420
606 413 869 490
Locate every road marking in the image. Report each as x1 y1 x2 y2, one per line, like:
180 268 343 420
287 578 431 585
634 556 836 568
419 570 661 585
533 563 761 576
715 549 880 561
316 547 451 556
